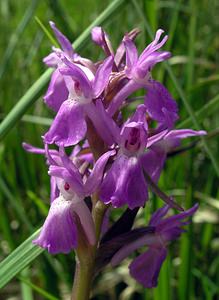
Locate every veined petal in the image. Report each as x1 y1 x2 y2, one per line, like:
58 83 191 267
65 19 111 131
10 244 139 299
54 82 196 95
73 200 96 245
44 100 87 147
92 56 113 97
44 69 68 112
129 247 167 288
33 196 77 254
100 155 148 209
49 21 74 57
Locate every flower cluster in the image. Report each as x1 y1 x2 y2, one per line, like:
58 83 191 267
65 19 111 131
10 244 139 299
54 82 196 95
23 22 206 288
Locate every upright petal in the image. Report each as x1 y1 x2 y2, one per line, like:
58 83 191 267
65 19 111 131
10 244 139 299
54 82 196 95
91 27 113 56
33 196 77 254
92 56 113 97
44 100 87 147
123 36 138 76
44 69 68 112
129 247 167 288
49 21 74 57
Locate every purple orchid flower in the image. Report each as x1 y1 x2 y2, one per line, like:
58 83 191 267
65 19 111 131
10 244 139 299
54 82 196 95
43 54 114 147
33 146 115 254
111 204 198 288
23 142 115 253
107 30 177 130
43 21 78 112
100 104 206 209
100 104 168 209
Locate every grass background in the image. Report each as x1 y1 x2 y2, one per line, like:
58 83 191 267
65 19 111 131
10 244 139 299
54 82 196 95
0 0 219 299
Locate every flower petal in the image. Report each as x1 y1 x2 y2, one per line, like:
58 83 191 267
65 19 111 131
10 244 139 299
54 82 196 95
84 150 115 195
44 69 68 112
44 100 87 146
145 81 178 128
49 21 74 57
33 196 77 254
129 247 167 288
92 56 113 97
123 36 138 75
73 200 96 245
100 155 148 209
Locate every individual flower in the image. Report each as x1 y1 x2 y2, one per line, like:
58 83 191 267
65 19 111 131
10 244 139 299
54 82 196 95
43 54 114 147
100 103 205 209
23 142 114 253
111 204 198 288
107 29 178 130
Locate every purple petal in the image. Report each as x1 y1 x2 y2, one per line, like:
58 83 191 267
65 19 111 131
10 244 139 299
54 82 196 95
149 205 170 226
111 233 159 266
91 26 113 56
164 129 207 141
92 56 113 97
43 52 59 67
156 203 199 234
50 176 59 203
49 166 84 197
129 247 167 288
49 21 74 57
59 58 92 98
147 130 168 148
73 201 96 245
141 149 166 182
139 29 168 60
84 150 115 195
107 79 142 116
44 69 68 112
100 155 148 209
44 100 87 147
123 36 138 75
84 102 118 146
145 81 178 128
33 196 77 254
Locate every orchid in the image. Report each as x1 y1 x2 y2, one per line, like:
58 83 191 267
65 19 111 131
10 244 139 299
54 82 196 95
23 22 206 299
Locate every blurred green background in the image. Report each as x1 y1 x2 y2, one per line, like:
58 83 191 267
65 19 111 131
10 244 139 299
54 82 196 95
0 0 219 299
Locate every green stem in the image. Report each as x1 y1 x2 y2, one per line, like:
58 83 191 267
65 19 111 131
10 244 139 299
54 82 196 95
71 201 108 300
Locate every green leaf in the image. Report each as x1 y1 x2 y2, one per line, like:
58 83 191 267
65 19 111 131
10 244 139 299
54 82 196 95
0 229 43 289
0 0 127 141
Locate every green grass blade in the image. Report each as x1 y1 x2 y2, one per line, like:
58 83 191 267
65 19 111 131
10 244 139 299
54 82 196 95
20 268 34 300
18 275 59 300
178 93 219 128
34 16 59 47
0 0 127 141
0 229 43 289
0 0 39 78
